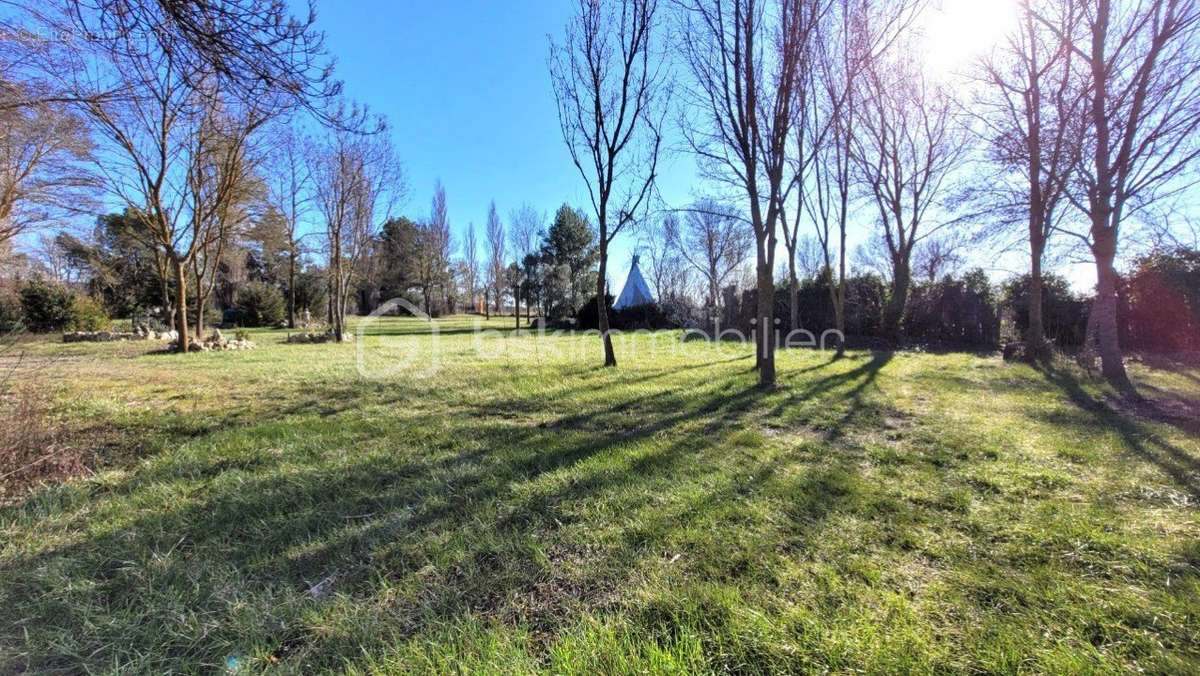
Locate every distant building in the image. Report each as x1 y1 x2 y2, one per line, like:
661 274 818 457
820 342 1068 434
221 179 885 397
613 255 655 310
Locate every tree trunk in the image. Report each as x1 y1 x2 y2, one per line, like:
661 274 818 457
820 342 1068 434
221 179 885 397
514 287 520 329
756 261 775 387
1027 244 1047 353
789 267 799 333
288 248 297 328
597 251 616 367
827 267 846 358
883 260 911 345
172 258 190 353
1092 233 1135 394
191 270 205 337
485 288 490 319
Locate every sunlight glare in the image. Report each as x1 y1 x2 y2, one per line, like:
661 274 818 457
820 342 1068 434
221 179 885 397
917 0 1020 77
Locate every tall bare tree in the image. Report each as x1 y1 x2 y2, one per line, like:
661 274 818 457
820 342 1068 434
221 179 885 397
463 221 479 314
485 201 505 317
509 203 542 323
677 0 821 386
975 0 1084 357
550 0 667 368
266 125 314 328
312 119 403 341
851 49 970 342
1044 0 1200 394
668 200 752 336
799 0 912 355
78 37 271 351
415 181 452 318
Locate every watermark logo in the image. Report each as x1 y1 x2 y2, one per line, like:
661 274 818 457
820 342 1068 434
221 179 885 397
354 299 845 377
355 298 440 379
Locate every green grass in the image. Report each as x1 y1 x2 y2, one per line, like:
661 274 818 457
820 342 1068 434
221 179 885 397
1 316 1198 673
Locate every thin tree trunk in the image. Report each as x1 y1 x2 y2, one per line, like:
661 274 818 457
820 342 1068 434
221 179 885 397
172 258 190 353
788 264 799 333
597 250 616 367
288 248 297 328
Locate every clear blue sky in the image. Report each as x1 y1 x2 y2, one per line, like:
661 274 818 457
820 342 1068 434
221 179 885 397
315 0 698 285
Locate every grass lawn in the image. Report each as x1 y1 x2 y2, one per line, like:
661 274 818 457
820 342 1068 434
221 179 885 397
1 316 1198 673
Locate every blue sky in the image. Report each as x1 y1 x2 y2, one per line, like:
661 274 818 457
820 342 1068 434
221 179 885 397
314 0 697 285
293 0 1200 293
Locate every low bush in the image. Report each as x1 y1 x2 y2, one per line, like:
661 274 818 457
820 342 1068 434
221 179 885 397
19 280 76 333
67 295 110 332
0 291 22 333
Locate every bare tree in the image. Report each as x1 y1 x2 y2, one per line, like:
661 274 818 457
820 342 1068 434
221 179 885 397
485 201 505 317
1043 0 1200 394
2 0 339 119
794 234 823 280
77 35 271 352
912 235 964 283
851 49 970 342
463 221 479 314
191 107 266 336
509 203 542 323
265 125 314 328
975 0 1084 356
641 212 690 304
415 181 452 319
312 118 403 342
550 0 667 368
0 97 95 249
677 0 821 386
668 200 752 335
798 0 925 356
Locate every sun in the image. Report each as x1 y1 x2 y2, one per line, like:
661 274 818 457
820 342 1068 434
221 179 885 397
916 0 1020 77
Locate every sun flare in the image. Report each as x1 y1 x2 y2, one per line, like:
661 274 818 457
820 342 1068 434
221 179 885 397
917 0 1021 76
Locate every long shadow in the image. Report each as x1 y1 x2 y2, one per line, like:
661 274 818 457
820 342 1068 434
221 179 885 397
1 343 904 672
1037 363 1200 500
2 361 825 671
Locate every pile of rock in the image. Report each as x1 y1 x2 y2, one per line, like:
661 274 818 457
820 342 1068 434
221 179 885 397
171 329 256 352
64 326 178 343
285 331 345 344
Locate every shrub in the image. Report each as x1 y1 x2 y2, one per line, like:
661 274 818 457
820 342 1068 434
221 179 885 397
1002 274 1090 348
67 295 110 331
234 281 286 328
0 291 23 333
19 280 76 333
1123 247 1200 352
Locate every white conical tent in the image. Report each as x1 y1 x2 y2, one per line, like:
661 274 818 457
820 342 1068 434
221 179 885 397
613 255 655 309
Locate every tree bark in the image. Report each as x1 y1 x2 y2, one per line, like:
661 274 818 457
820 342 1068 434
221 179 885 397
1092 232 1135 394
597 250 616 367
883 259 911 344
288 248 297 328
1027 241 1047 352
756 261 775 386
172 258 190 353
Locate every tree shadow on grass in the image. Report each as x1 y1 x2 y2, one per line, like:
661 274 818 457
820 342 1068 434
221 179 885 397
0 346 912 672
1036 363 1200 501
